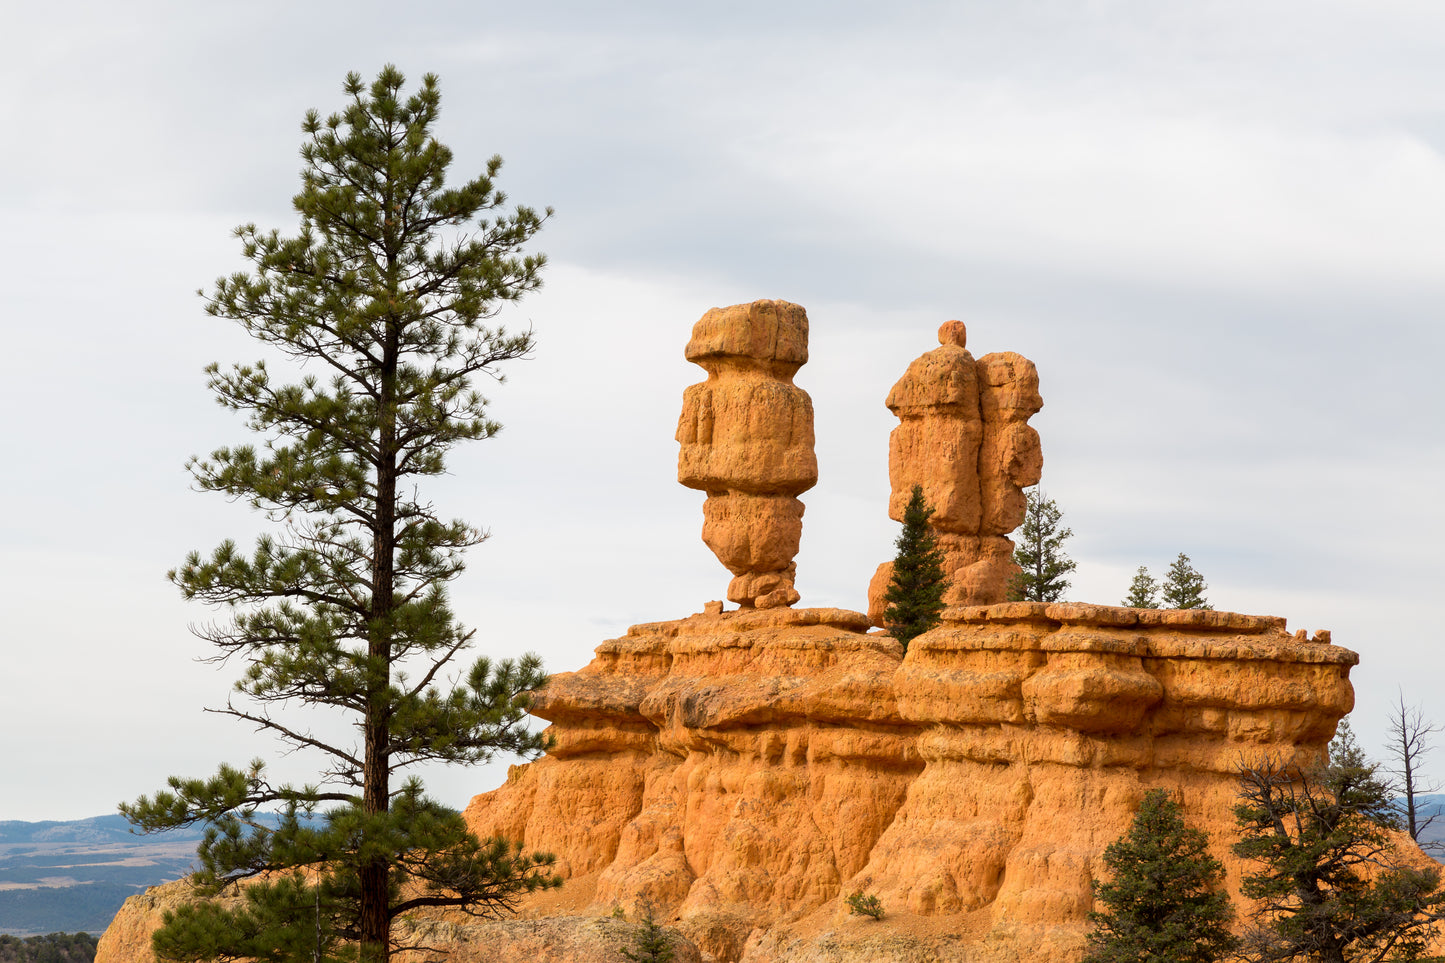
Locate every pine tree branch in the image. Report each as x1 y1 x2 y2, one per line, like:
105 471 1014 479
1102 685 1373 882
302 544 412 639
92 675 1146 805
211 706 363 771
405 633 474 700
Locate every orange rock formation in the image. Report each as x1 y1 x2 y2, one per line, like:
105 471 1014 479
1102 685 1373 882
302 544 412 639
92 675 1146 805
96 602 1366 963
452 602 1356 962
867 321 1043 621
677 300 817 609
98 309 1406 963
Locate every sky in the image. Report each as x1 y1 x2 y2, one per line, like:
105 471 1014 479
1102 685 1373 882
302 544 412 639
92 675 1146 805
3 0 1445 821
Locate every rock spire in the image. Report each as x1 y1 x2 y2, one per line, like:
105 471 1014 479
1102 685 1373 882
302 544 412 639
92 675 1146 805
676 299 817 609
868 321 1043 620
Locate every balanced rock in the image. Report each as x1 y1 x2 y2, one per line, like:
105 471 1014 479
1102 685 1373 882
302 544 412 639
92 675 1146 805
868 322 1042 621
677 300 818 609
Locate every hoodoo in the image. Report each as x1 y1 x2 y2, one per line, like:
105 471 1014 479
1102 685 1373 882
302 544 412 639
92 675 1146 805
100 304 1378 963
866 319 1044 619
676 299 818 610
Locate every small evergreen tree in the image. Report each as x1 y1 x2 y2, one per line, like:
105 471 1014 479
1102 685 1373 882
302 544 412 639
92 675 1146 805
845 890 885 920
621 902 677 963
1083 789 1236 963
1159 553 1210 609
1122 565 1159 608
883 485 949 651
1234 721 1445 963
1006 489 1076 602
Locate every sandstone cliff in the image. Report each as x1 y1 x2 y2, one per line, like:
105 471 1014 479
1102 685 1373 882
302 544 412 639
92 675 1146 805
453 601 1356 962
103 602 1362 963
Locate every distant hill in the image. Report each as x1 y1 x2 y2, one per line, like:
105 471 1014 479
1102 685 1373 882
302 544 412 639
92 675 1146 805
1405 793 1445 856
0 815 205 848
0 814 294 936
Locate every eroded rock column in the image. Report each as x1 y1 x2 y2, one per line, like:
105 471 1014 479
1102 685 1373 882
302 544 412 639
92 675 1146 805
677 300 817 608
868 321 1043 619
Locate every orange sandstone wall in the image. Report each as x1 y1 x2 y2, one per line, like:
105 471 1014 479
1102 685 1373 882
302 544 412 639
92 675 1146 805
97 603 1362 963
460 602 1356 962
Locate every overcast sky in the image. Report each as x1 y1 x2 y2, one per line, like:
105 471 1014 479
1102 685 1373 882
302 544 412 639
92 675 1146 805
3 0 1444 822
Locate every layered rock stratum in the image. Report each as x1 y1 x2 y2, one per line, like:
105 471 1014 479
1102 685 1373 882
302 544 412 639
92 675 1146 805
456 601 1356 962
101 602 1362 963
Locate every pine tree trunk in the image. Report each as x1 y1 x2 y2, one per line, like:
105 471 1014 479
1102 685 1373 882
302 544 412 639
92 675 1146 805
359 319 401 963
1403 743 1420 838
1398 722 1421 838
360 626 391 963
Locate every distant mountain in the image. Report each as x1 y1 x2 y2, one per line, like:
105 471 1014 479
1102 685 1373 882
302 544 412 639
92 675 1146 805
0 815 205 847
1402 793 1445 857
0 813 300 936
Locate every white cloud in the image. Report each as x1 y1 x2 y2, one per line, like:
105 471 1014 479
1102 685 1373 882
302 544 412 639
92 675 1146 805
5 1 1445 819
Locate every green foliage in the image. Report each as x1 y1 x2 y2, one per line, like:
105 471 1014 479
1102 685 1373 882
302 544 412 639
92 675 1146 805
120 66 557 963
1233 721 1445 963
620 902 676 963
1159 553 1210 610
136 786 557 963
0 933 98 963
1006 489 1075 602
1083 789 1236 963
1122 565 1159 608
883 485 949 651
845 891 884 920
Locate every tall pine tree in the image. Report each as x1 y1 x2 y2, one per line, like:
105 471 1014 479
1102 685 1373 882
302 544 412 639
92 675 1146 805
1084 789 1236 963
883 485 949 651
1006 489 1076 602
121 67 558 963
